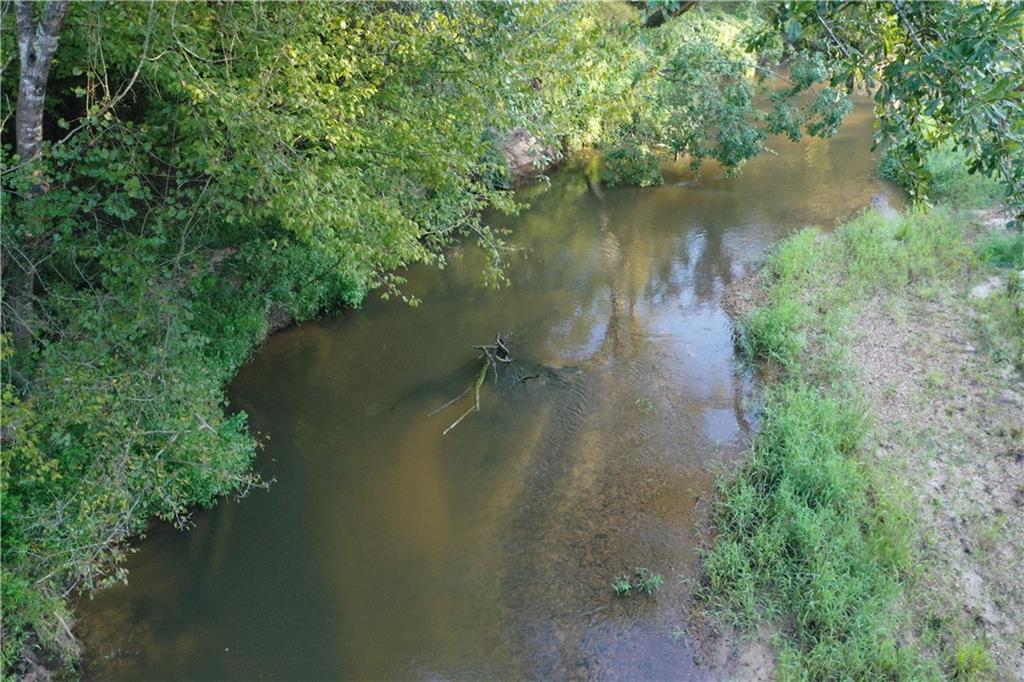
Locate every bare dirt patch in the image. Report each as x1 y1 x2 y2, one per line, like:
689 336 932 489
692 624 774 681
851 241 1024 679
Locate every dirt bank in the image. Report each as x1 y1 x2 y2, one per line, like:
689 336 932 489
852 211 1023 678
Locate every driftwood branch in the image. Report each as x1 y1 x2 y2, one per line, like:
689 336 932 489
442 359 488 436
427 385 473 417
431 335 515 435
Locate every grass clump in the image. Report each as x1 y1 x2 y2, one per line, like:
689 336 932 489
702 206 975 679
951 639 993 681
612 567 664 597
634 397 657 415
976 231 1024 269
973 234 1024 370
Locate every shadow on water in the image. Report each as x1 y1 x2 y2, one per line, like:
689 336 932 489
77 100 902 681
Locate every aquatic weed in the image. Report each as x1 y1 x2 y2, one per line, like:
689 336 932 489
612 567 663 597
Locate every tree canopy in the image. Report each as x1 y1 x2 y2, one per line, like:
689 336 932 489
754 0 1024 217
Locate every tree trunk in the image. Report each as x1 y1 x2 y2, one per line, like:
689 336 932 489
14 0 68 164
4 0 69 350
642 0 698 28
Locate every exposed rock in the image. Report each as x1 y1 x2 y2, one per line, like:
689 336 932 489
266 304 294 334
17 650 52 682
501 127 561 185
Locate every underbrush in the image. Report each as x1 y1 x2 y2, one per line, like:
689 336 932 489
703 207 973 680
974 232 1024 370
0 226 362 673
976 231 1024 270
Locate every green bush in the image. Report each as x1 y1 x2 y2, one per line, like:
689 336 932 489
977 231 1024 269
0 222 364 672
600 143 664 188
881 142 1006 208
925 143 1006 208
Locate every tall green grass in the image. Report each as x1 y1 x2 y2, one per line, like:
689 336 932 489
976 231 1024 270
974 231 1024 369
703 207 970 680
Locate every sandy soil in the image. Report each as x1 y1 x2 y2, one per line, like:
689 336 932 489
851 215 1023 679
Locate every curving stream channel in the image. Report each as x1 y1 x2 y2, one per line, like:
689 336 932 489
79 101 900 680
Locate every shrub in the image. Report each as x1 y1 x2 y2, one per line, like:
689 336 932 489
977 231 1024 269
881 142 1006 208
600 143 664 188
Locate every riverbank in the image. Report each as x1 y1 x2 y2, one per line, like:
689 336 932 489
703 205 1023 679
4 4 775 673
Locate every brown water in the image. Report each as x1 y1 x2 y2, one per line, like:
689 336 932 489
78 103 900 681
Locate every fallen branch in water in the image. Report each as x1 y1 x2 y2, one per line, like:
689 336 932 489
432 334 514 435
426 385 473 417
474 334 513 384
442 359 488 436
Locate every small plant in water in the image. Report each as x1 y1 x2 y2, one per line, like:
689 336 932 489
635 567 663 593
611 567 663 597
634 397 656 415
612 575 634 597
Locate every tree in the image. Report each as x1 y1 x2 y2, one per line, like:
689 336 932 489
13 0 68 164
3 0 69 350
753 1 1024 221
0 3 660 671
612 3 851 179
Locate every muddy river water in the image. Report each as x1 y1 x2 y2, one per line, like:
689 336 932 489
79 102 900 680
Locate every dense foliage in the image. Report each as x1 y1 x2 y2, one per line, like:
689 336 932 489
606 4 856 181
600 142 665 187
754 0 1024 220
0 1 811 673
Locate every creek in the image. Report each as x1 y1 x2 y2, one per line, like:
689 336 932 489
78 100 899 680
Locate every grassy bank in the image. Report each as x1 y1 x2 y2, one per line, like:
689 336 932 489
703 202 1023 679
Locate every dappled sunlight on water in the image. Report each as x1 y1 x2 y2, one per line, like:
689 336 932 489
78 100 901 680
